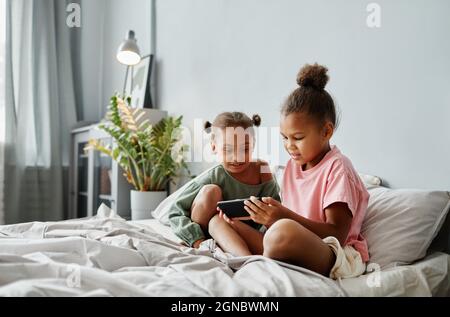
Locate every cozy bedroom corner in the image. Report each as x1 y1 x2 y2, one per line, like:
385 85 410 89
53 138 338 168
0 0 449 300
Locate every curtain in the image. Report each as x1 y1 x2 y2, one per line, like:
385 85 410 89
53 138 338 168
1 0 78 224
0 0 6 224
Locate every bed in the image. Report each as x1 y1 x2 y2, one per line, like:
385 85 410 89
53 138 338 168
136 219 450 297
0 177 449 297
0 212 346 296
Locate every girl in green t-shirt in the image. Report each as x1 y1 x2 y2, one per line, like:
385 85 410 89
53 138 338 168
168 112 280 251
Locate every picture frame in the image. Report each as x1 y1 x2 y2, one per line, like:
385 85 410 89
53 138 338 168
129 54 153 108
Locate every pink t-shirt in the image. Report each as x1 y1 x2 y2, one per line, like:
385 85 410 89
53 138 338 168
281 145 370 262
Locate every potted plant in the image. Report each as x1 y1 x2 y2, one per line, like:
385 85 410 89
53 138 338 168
86 95 189 220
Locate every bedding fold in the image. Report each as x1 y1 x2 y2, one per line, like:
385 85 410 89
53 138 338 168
0 213 346 297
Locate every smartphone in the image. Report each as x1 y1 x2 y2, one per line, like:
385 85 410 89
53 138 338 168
217 197 260 219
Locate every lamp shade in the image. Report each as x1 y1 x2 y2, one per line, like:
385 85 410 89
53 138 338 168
116 30 141 65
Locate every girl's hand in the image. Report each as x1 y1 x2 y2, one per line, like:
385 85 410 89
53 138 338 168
193 238 205 249
244 196 287 227
217 207 234 225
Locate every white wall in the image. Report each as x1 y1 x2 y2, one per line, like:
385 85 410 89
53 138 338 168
79 0 106 121
79 0 152 121
100 0 152 117
155 0 450 190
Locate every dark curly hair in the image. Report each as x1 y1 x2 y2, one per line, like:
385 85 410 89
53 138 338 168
282 63 338 128
204 112 261 136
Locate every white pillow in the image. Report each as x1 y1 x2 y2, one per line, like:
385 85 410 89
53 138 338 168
362 186 450 268
358 173 382 187
151 184 188 225
151 165 218 225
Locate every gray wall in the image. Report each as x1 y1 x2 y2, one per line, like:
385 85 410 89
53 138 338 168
155 0 450 190
78 0 152 121
77 0 450 190
78 0 105 121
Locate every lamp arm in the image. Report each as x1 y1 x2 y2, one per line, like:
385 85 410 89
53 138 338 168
130 66 134 96
122 66 130 96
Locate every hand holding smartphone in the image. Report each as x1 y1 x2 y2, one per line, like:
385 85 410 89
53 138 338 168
216 197 261 219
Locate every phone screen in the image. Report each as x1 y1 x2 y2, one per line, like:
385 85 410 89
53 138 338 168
217 198 260 218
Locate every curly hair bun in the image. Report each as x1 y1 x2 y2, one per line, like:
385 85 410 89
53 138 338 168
252 114 261 127
297 63 329 90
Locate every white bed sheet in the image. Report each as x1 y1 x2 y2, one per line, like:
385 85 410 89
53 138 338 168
340 252 450 296
0 213 345 297
0 212 448 297
132 219 450 297
130 218 183 244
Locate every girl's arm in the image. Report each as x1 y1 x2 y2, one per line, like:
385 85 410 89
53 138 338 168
283 202 352 245
244 197 352 246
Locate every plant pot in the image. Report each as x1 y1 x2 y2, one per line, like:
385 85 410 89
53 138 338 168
130 190 167 220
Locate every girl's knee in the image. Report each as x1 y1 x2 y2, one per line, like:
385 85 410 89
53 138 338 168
208 214 223 236
197 184 222 202
263 219 303 259
209 214 220 226
191 185 222 230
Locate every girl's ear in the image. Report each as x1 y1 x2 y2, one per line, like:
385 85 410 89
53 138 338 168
210 140 217 153
323 121 334 140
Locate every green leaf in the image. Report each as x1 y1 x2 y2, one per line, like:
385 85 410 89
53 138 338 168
88 95 190 191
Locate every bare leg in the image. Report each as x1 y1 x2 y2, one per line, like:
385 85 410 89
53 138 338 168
227 220 264 255
263 219 336 277
208 215 264 256
190 184 222 234
209 215 251 256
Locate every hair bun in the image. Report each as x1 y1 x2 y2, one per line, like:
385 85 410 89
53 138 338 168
252 114 261 127
297 63 329 90
204 121 212 132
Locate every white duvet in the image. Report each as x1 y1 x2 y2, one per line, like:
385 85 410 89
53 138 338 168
0 209 345 297
0 207 448 297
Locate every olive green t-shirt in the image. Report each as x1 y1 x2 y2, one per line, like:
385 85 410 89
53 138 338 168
168 164 281 246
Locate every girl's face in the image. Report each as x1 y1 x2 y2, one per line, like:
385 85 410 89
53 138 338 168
211 127 254 174
280 112 333 170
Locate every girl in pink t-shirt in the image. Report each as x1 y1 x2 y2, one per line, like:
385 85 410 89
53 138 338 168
215 63 369 279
